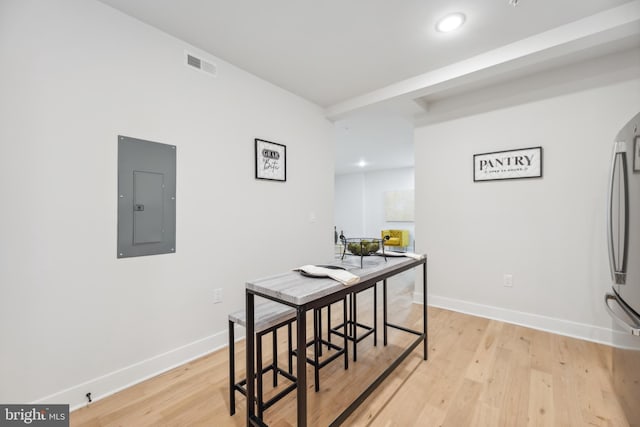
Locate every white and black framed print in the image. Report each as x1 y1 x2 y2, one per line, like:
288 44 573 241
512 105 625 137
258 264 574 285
634 135 640 172
255 139 286 182
474 146 543 182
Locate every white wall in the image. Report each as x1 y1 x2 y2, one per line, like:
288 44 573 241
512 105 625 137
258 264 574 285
334 173 365 238
0 0 333 407
415 78 640 344
335 168 414 242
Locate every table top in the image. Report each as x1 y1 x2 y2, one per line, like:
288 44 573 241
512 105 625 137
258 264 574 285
246 255 424 306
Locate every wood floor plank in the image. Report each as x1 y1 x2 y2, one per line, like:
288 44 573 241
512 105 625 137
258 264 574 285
465 320 503 383
478 346 514 410
527 369 554 427
440 379 483 427
470 401 501 427
550 334 581 427
496 352 530 427
530 328 554 375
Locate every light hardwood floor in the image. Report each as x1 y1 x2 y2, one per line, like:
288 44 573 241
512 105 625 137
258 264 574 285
71 280 629 427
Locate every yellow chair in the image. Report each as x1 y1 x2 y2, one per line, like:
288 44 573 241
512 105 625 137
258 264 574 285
381 230 410 249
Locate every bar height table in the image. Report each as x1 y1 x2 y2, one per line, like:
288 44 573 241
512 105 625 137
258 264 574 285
245 255 427 427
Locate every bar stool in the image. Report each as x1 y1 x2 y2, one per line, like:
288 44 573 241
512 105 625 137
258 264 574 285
228 300 297 419
292 297 349 392
328 283 377 361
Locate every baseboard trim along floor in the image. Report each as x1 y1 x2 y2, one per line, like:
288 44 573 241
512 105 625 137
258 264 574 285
36 330 228 411
417 292 616 347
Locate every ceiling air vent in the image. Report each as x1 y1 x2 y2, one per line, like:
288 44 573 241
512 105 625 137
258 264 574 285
185 52 216 77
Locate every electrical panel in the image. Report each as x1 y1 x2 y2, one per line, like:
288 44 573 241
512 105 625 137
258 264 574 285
117 136 176 258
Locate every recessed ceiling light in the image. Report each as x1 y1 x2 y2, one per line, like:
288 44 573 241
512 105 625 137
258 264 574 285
357 160 367 168
436 13 466 33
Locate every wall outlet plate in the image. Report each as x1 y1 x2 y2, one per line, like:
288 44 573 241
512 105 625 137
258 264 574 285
503 274 513 287
213 288 222 304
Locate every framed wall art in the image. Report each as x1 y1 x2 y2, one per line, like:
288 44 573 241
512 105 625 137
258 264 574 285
255 138 286 182
384 190 415 222
473 146 543 182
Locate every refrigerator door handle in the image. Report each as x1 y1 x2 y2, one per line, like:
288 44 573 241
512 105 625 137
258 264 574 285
606 142 629 285
607 146 616 282
605 293 640 336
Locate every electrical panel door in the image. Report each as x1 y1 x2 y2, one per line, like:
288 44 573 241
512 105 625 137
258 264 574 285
118 136 176 258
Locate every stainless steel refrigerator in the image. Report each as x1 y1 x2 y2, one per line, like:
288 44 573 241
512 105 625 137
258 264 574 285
604 111 640 426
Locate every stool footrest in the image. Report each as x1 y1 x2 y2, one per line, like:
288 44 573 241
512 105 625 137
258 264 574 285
314 349 347 369
233 365 297 406
330 321 375 344
292 338 346 367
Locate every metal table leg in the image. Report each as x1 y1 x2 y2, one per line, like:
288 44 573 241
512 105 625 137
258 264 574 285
353 291 357 362
229 320 235 416
383 279 388 346
313 309 320 392
273 329 279 387
423 261 428 360
246 291 256 425
257 331 264 419
296 307 307 427
373 282 377 346
343 299 349 370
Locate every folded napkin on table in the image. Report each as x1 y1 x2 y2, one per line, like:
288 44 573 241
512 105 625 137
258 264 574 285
377 250 425 260
295 265 360 286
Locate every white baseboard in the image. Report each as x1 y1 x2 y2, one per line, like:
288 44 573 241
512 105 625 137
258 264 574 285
414 292 615 346
36 330 230 412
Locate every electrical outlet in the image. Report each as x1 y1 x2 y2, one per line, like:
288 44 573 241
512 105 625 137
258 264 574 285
213 288 222 304
503 274 513 287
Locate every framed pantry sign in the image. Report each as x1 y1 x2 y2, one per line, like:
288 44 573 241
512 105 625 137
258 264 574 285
255 138 286 182
473 146 543 182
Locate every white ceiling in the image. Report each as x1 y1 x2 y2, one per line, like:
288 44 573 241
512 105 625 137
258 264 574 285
97 0 633 108
97 0 640 174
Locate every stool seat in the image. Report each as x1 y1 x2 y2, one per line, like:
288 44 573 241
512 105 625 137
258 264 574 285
228 300 296 332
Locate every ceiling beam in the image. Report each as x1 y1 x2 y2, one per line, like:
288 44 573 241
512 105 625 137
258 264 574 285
324 1 640 121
